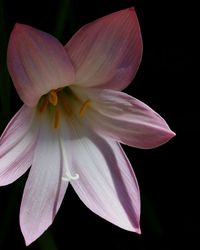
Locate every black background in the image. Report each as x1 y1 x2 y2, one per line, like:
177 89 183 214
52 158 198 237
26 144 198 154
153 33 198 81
0 0 197 249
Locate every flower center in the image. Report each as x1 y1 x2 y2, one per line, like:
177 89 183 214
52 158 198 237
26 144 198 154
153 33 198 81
38 87 90 182
38 87 91 129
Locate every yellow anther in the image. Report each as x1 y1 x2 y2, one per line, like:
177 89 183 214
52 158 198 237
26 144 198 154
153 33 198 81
79 99 91 117
48 90 58 106
54 109 61 129
39 96 49 113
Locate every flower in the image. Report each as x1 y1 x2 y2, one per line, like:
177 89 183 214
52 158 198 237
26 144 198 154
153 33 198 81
0 8 175 245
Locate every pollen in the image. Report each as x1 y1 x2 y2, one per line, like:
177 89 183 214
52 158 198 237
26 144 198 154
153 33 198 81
54 109 61 128
48 90 58 106
79 99 91 117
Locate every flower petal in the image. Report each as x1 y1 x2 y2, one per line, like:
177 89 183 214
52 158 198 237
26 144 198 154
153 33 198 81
66 8 142 90
7 24 75 106
20 114 68 245
0 105 37 186
72 87 175 149
61 121 140 233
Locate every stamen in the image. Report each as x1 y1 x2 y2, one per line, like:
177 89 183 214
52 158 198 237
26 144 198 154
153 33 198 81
79 99 91 117
48 90 58 106
59 138 79 181
54 109 61 129
39 96 49 113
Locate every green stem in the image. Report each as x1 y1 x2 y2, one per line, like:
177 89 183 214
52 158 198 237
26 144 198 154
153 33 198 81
53 0 73 40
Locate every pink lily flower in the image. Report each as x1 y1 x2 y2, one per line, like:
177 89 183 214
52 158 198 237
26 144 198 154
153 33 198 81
0 8 175 245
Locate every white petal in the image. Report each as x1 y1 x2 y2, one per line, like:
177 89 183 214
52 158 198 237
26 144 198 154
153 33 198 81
0 106 37 185
72 87 175 149
61 121 141 233
20 114 68 245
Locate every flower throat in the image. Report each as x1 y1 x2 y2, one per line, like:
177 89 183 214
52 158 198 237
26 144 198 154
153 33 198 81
38 87 91 129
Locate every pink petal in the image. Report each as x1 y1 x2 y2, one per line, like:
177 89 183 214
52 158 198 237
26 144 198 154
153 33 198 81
0 105 37 186
72 87 175 149
20 115 68 245
7 24 75 107
62 122 141 233
65 8 142 90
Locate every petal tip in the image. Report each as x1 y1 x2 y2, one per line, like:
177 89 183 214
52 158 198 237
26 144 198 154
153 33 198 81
118 7 135 13
118 7 137 18
166 129 176 140
12 23 38 37
24 238 31 247
13 22 21 29
21 227 35 246
20 221 40 246
128 7 135 12
135 227 142 235
124 219 141 234
12 23 27 32
24 235 37 246
170 130 176 137
155 129 176 148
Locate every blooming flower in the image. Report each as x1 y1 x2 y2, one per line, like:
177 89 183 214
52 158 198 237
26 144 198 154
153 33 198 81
0 8 175 245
